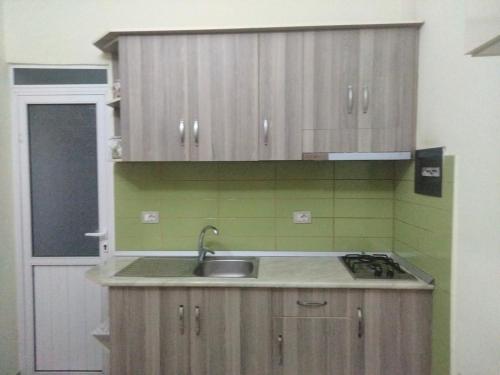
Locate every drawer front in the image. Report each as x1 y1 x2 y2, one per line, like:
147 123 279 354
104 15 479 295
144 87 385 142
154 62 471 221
272 289 362 318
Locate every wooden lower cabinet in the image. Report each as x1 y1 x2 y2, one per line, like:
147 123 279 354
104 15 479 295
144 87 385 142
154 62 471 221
272 317 360 375
189 288 272 375
109 287 431 375
109 287 272 375
363 290 433 375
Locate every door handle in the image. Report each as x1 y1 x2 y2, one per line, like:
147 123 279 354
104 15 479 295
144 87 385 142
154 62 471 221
347 85 354 114
195 306 201 336
84 231 107 238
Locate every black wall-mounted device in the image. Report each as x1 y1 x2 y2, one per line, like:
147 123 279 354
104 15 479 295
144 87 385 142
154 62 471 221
415 147 444 197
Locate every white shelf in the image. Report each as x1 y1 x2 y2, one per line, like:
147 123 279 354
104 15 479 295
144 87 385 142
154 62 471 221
92 321 110 350
468 33 500 56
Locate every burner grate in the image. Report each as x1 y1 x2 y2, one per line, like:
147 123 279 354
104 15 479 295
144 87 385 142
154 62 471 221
341 254 416 280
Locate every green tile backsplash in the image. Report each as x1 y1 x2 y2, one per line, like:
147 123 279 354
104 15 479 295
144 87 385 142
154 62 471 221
115 161 395 251
393 156 454 375
115 158 455 375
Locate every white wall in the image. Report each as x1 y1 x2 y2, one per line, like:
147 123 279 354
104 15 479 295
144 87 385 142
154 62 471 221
3 0 416 64
0 0 19 373
465 0 500 52
416 1 500 374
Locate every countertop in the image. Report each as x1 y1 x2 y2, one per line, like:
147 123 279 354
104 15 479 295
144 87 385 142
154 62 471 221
86 256 434 290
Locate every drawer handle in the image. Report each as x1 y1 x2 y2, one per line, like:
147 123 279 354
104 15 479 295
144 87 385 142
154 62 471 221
297 300 328 307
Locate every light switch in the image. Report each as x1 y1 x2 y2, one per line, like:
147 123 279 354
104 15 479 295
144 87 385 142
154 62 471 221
141 211 160 224
293 211 312 224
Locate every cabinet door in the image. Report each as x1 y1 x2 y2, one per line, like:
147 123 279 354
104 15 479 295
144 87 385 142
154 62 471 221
302 30 360 153
272 317 360 375
119 35 189 161
190 288 273 375
109 288 189 375
159 288 190 375
357 28 418 152
363 290 432 375
188 33 259 161
258 32 303 160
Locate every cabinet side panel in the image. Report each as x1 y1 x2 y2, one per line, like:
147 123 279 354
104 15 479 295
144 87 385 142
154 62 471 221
118 37 140 160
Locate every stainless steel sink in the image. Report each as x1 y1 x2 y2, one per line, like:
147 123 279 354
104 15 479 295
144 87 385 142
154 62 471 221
193 257 259 278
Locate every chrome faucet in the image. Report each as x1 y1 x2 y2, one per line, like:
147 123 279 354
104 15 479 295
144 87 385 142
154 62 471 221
197 225 219 262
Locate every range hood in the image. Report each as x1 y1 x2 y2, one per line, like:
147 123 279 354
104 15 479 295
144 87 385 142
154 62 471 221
303 152 412 161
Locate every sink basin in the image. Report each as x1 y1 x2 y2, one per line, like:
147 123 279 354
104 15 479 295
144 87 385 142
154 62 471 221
193 257 259 278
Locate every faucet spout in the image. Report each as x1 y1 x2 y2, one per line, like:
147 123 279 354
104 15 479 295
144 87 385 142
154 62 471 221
197 225 219 262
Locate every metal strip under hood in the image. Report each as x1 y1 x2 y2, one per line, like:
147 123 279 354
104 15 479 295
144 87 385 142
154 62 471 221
303 152 412 161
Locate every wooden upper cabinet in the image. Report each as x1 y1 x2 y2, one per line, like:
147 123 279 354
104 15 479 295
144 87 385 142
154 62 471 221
189 34 259 161
113 25 419 161
302 28 418 154
357 28 418 152
302 30 361 154
258 32 303 160
119 35 190 161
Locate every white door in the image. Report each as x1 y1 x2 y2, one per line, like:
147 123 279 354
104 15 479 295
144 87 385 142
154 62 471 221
14 88 111 375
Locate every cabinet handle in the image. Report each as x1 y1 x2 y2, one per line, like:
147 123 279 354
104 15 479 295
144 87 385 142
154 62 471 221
347 85 354 114
195 306 201 336
362 86 369 114
193 120 199 146
297 300 328 307
178 305 185 335
179 120 185 146
357 307 364 338
277 334 284 366
263 119 269 146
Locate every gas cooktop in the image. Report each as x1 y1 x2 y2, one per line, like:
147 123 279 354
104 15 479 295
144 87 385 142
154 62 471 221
340 254 416 280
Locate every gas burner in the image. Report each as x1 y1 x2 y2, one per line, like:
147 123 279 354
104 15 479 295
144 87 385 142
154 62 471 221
341 254 416 280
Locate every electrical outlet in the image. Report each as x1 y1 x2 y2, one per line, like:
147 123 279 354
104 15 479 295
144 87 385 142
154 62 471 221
141 211 160 224
293 211 312 224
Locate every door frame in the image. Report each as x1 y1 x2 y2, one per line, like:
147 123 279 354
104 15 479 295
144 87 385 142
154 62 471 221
10 65 114 375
